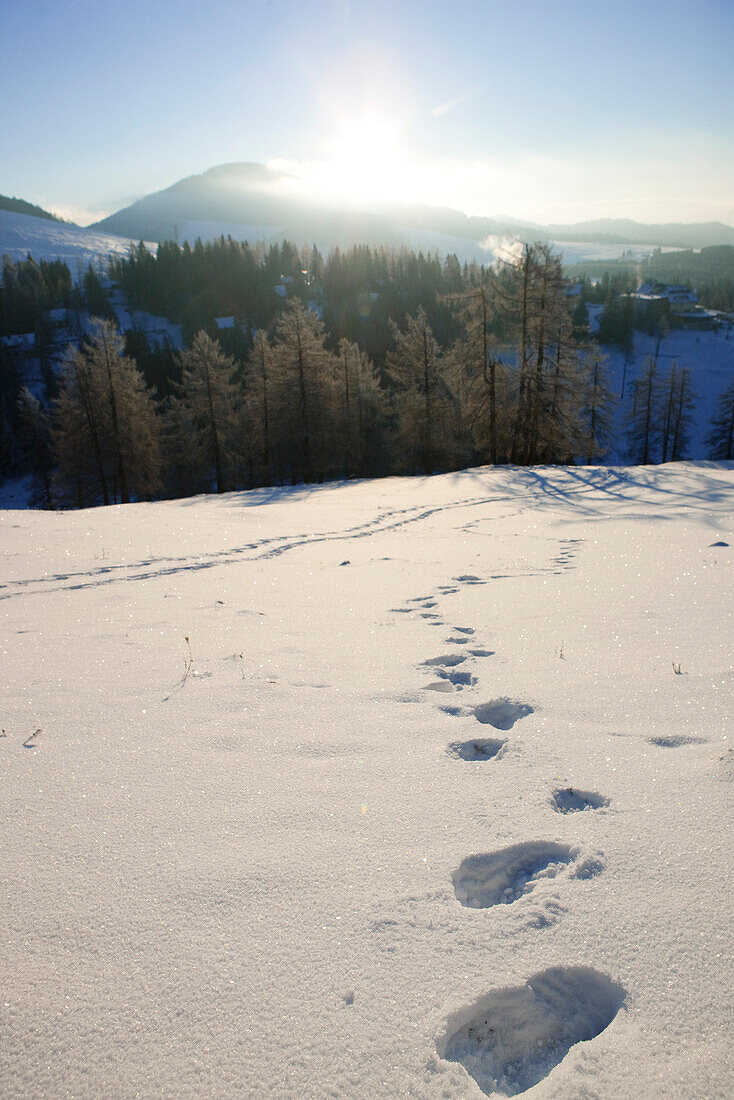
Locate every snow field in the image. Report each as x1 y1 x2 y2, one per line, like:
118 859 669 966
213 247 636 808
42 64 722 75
1 464 732 1097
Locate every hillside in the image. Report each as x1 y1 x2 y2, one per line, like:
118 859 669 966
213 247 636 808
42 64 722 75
0 208 155 271
2 463 732 1097
0 194 61 222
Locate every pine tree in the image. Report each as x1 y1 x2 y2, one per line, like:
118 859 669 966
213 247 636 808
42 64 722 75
668 368 695 461
385 306 459 473
444 283 507 465
16 387 54 507
268 300 339 483
625 358 660 464
492 243 581 464
336 338 386 477
705 381 734 460
172 331 241 493
52 320 162 506
244 329 273 486
580 355 614 464
660 364 695 462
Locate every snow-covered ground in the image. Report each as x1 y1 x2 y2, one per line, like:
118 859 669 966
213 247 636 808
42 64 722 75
0 209 156 272
2 464 732 1098
586 306 734 461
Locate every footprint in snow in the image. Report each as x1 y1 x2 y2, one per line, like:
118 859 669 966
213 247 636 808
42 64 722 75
551 787 610 814
447 738 507 762
451 841 601 910
648 735 707 748
438 966 625 1097
469 648 494 658
422 654 467 667
446 635 471 645
453 626 475 635
425 669 477 692
473 699 533 730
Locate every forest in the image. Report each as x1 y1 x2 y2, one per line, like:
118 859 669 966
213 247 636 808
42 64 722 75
1 238 733 509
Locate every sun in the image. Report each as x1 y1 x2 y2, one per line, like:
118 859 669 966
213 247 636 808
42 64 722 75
314 110 417 207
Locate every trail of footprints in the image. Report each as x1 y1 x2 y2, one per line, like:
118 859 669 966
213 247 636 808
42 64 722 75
392 575 619 1097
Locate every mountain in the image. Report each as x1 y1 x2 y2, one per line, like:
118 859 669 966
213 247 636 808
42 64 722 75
541 218 734 249
92 162 406 248
91 163 734 253
0 194 62 222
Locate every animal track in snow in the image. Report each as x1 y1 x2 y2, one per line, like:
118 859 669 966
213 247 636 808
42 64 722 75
439 966 625 1097
447 738 508 762
451 841 592 909
473 699 533 730
453 575 485 585
551 788 610 814
648 735 707 748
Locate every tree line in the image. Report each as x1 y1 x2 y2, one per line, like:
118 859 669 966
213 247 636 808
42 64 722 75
5 239 734 508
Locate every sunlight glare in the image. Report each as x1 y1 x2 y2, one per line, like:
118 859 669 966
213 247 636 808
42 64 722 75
310 110 417 206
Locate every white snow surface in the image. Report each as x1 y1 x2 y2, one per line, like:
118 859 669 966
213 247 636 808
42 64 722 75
0 209 155 272
1 464 732 1099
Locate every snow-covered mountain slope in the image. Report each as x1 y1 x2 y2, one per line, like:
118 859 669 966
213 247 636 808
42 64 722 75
0 208 155 271
2 464 732 1098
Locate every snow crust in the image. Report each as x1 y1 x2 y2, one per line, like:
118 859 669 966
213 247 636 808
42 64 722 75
1 463 732 1097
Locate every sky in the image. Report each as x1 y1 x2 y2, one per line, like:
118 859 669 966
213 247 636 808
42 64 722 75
2 0 733 227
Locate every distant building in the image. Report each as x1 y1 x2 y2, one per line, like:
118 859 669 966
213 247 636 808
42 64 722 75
633 282 697 305
0 332 36 353
215 316 235 330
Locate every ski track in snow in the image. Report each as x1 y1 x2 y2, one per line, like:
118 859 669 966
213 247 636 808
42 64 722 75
1 461 705 602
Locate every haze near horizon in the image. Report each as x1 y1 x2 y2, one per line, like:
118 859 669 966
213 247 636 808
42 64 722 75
2 0 733 229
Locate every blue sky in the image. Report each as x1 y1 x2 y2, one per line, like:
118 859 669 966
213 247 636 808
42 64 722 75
2 0 733 226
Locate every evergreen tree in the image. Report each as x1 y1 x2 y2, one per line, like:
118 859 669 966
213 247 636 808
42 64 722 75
625 358 660 464
444 283 508 465
705 381 734 460
52 320 162 506
660 364 695 462
268 300 339 483
242 329 275 487
385 307 459 473
336 338 387 477
172 331 242 493
580 355 614 464
16 387 54 507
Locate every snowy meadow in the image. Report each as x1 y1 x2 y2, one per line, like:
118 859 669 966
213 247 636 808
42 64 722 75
2 463 732 1098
